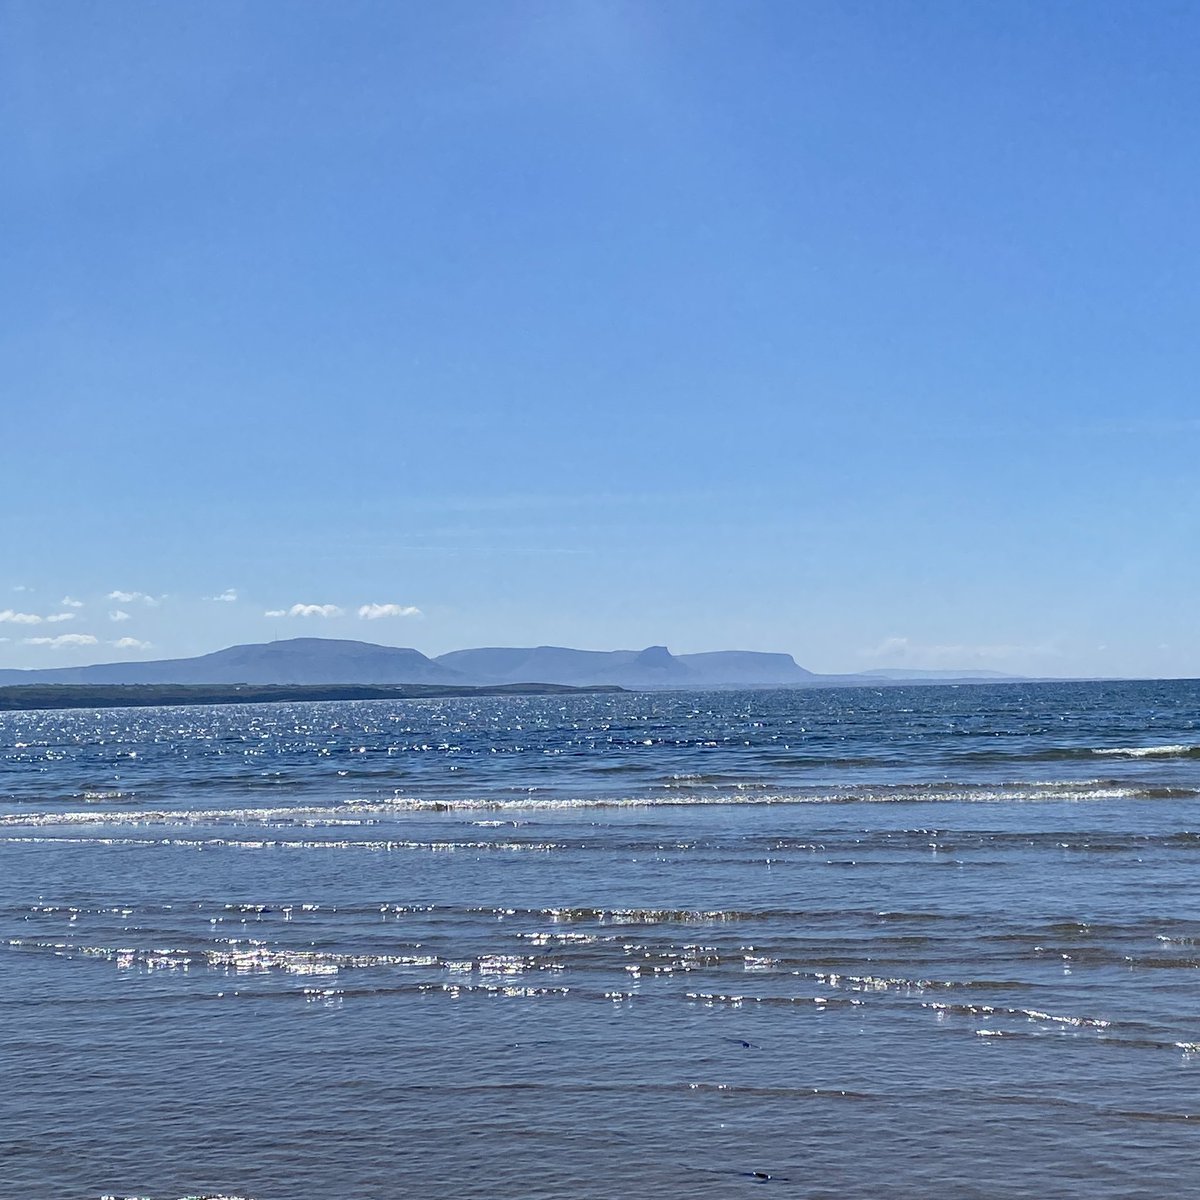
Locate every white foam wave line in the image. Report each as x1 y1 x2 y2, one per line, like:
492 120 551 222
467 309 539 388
9 937 569 981
923 1000 1112 1028
102 1194 255 1199
1092 744 1199 758
0 835 562 851
0 785 1166 828
812 969 1118 1030
367 786 1161 809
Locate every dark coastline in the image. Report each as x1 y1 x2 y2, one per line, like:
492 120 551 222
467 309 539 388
0 682 625 713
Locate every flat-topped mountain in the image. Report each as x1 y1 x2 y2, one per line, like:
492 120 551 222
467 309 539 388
435 645 815 687
0 638 816 690
0 637 1028 691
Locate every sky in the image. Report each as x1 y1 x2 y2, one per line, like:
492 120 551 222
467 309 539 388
2 0 1198 678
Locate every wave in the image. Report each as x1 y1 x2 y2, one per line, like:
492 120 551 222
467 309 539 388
938 742 1200 765
102 1194 255 1199
3 778 1199 829
1092 744 1200 759
12 826 1200 860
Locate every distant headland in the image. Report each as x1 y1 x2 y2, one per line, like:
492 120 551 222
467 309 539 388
0 637 1026 708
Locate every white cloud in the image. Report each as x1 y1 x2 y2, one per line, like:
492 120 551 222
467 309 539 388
208 589 239 602
1 610 77 624
0 610 46 625
358 603 422 620
109 610 132 623
23 634 99 648
60 596 84 608
112 637 152 650
107 590 161 606
11 584 31 592
267 603 343 618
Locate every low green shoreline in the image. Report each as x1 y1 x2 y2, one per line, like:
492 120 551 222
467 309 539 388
0 682 625 713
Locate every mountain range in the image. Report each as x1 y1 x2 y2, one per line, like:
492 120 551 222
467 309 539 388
0 637 1017 690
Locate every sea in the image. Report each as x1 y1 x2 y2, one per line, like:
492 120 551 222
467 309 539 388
3 679 1200 1199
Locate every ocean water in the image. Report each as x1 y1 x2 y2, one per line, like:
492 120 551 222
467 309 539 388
3 679 1200 1199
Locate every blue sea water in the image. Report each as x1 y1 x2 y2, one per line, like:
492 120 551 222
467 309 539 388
2 679 1200 1199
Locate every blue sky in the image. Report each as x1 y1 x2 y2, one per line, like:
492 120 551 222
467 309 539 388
2 1 1197 677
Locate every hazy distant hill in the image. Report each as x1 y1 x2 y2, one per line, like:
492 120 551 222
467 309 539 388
433 645 633 684
0 638 817 690
0 638 465 687
0 638 1027 690
435 645 816 688
676 650 817 686
857 668 1017 680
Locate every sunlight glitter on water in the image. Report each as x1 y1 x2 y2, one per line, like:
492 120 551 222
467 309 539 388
3 682 1200 1198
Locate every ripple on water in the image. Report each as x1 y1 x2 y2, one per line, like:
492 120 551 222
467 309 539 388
4 683 1200 1199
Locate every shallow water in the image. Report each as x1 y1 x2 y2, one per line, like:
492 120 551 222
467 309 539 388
3 680 1200 1198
